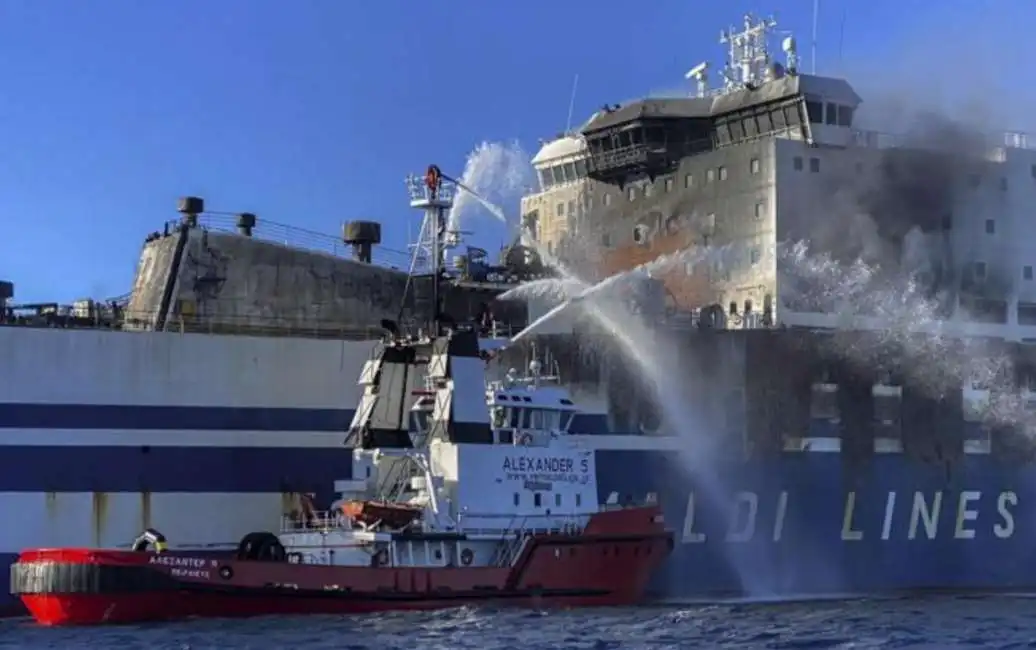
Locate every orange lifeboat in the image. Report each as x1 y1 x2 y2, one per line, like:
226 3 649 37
339 500 422 529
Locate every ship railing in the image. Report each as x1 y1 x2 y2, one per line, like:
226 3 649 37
280 510 347 533
170 213 413 269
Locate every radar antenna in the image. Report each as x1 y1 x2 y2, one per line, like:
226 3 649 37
719 13 778 92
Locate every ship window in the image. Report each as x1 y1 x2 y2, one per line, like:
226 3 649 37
986 219 996 234
810 382 839 420
575 158 588 178
627 186 636 201
556 202 564 217
665 177 674 192
492 406 506 428
684 173 694 188
534 493 542 508
576 494 582 507
718 166 728 181
1000 177 1008 191
513 493 520 506
825 103 838 125
555 493 562 507
809 157 820 173
793 156 803 171
974 262 987 279
1032 164 1036 179
563 162 577 181
633 224 650 244
568 200 576 216
706 169 715 183
552 166 565 185
509 408 520 428
539 170 553 189
1025 266 1033 281
750 248 760 265
499 430 514 444
837 105 854 127
805 100 823 124
644 183 653 198
750 158 761 174
754 201 765 218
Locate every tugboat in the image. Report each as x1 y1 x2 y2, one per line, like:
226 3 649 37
9 167 673 627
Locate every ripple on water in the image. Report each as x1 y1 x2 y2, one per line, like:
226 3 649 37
4 597 1036 650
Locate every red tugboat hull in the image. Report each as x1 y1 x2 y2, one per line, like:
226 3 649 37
11 508 672 626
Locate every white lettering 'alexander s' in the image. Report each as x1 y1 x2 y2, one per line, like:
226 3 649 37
679 490 1019 544
149 556 217 569
502 455 590 484
841 490 1018 541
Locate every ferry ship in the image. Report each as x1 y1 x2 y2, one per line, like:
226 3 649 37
521 14 1036 598
6 9 1036 613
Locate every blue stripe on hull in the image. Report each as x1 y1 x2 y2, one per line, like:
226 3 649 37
596 450 1036 598
0 404 354 431
0 447 355 493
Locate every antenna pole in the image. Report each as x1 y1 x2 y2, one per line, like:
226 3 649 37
811 0 819 74
405 166 454 336
565 74 579 133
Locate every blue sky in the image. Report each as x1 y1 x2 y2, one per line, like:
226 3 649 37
0 0 1030 302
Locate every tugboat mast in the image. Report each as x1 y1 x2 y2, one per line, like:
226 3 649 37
404 165 455 337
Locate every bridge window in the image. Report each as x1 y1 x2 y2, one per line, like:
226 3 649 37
837 105 854 127
539 169 554 190
1024 266 1033 281
805 100 823 124
644 183 654 198
825 103 837 125
556 202 564 217
552 166 565 185
665 177 674 192
718 166 728 181
706 169 716 183
575 159 588 178
793 156 803 171
513 493 520 506
627 186 636 201
534 493 542 508
684 173 694 188
750 158 761 174
986 219 996 235
576 494 582 507
809 157 820 173
603 193 612 206
555 493 562 507
755 201 765 219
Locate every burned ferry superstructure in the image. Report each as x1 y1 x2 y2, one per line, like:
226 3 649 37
519 14 1036 597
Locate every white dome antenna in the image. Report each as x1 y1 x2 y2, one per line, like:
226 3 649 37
781 35 799 73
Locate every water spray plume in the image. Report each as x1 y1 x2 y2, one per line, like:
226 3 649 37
445 141 534 235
